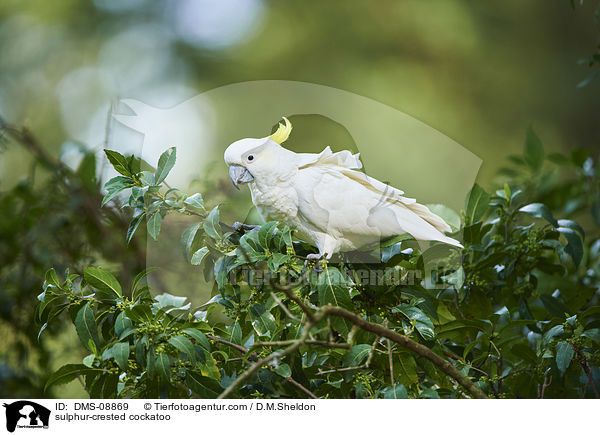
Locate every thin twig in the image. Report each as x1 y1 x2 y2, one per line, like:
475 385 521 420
317 366 367 375
539 369 552 399
283 376 317 399
387 337 394 385
270 277 314 321
218 312 325 398
572 340 600 398
207 334 253 356
206 333 315 398
270 291 300 322
251 340 349 350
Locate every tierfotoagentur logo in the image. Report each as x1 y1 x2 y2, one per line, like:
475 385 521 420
2 401 50 433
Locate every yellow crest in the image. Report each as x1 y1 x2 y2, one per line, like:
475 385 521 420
267 117 292 144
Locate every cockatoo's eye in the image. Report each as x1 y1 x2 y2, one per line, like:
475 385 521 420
247 154 255 162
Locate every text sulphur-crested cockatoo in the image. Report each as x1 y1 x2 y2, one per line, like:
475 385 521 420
224 117 462 259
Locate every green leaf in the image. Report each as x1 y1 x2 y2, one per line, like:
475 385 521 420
126 304 154 323
181 222 202 262
382 384 408 399
267 253 290 271
182 328 211 351
343 344 371 367
249 304 277 337
105 149 131 177
154 293 188 309
168 335 197 363
102 176 135 207
107 342 129 370
557 219 585 239
114 312 133 336
197 348 221 380
237 230 266 263
273 363 291 378
317 266 352 309
75 303 100 351
465 184 490 224
84 267 122 299
82 354 95 368
132 268 157 297
582 329 600 343
155 353 171 382
542 325 564 347
147 212 162 241
524 127 544 172
45 268 60 287
146 348 155 378
227 320 242 345
540 294 570 318
154 147 176 185
185 371 223 398
442 267 464 290
191 247 209 265
381 242 405 263
126 213 144 244
557 227 583 266
258 221 278 248
518 203 558 227
555 341 574 375
37 323 48 341
105 176 134 191
118 327 136 341
503 183 511 200
139 171 155 186
395 352 418 386
184 193 204 209
203 206 222 240
393 304 435 340
45 364 95 390
315 266 353 337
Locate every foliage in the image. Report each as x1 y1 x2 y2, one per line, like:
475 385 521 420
38 135 600 399
0 122 145 397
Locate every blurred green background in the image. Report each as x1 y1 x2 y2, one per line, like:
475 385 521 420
0 0 598 397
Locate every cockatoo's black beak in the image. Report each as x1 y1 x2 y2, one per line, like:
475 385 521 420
229 165 254 189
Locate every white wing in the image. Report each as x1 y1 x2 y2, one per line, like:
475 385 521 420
293 147 462 248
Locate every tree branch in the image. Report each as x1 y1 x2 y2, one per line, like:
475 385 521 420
572 340 600 398
271 278 315 321
320 306 488 399
251 340 349 350
219 303 488 399
218 312 325 398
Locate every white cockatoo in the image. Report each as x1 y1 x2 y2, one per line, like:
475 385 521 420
224 117 462 259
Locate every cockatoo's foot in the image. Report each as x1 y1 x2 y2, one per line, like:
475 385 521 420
304 253 325 272
232 222 261 233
